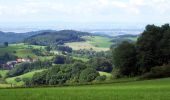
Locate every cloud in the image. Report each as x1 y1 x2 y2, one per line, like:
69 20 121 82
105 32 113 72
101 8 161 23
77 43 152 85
0 0 170 24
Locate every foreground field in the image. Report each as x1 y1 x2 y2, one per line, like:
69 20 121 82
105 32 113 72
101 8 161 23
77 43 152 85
0 78 170 100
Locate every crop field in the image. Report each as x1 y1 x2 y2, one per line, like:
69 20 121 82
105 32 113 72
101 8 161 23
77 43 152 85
0 78 170 100
65 36 113 52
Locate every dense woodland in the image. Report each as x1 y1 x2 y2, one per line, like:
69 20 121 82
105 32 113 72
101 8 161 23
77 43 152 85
24 30 90 46
113 24 170 79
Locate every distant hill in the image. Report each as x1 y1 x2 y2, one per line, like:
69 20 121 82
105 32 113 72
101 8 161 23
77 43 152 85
0 30 59 44
0 31 28 44
24 30 90 46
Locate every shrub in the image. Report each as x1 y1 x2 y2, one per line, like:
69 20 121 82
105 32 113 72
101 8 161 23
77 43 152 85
15 77 22 82
95 75 106 82
79 68 99 83
139 64 170 79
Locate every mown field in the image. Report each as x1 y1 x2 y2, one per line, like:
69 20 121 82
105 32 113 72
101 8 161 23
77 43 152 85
65 36 112 51
0 78 170 100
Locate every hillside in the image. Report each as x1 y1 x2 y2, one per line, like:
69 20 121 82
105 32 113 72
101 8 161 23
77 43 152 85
0 31 28 44
0 30 56 44
24 30 90 46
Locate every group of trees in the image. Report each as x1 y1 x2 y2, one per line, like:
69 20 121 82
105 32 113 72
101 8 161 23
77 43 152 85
0 53 17 68
7 60 52 77
113 24 170 78
29 62 100 86
88 57 113 72
24 30 89 46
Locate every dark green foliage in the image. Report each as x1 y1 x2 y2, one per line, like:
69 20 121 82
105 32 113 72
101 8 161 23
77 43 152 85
15 77 21 82
31 61 99 85
95 75 106 82
0 74 2 78
89 57 113 72
53 55 75 64
4 42 8 47
7 60 52 77
139 64 170 79
113 41 137 76
24 30 90 46
53 55 66 64
137 24 170 73
112 24 170 78
32 70 48 85
79 68 99 83
45 46 51 52
32 49 44 56
55 46 72 53
0 53 17 65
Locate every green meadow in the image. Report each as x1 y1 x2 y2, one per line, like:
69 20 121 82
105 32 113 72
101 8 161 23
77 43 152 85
0 78 170 100
65 36 112 51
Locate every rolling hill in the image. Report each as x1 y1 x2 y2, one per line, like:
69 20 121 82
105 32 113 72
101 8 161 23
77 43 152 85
24 30 90 46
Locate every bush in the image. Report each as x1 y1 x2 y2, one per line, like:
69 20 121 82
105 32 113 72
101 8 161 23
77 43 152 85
139 64 170 79
0 74 2 78
15 77 22 82
95 75 106 82
79 68 99 83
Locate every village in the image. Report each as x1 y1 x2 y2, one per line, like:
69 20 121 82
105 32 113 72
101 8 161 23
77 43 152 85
2 58 37 69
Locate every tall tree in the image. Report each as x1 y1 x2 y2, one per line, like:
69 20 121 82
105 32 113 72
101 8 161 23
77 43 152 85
113 41 137 76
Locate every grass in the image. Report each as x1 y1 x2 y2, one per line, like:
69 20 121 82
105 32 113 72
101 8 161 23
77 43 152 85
0 70 9 78
73 56 89 62
5 69 45 86
0 43 54 60
65 36 112 52
99 71 112 80
0 78 170 100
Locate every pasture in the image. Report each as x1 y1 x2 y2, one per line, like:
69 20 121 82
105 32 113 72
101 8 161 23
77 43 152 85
65 36 112 52
0 78 170 100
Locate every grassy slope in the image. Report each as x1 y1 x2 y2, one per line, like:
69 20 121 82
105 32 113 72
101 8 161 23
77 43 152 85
0 43 45 58
0 43 53 61
0 78 170 100
5 69 45 86
65 36 112 52
99 71 112 80
0 70 9 78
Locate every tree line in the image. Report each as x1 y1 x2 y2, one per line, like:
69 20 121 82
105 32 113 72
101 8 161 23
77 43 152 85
112 24 170 79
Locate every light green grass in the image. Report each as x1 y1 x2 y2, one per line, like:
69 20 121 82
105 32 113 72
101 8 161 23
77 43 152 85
5 69 45 86
83 36 112 48
73 56 89 62
65 36 112 52
0 70 9 78
1 78 170 100
99 71 112 80
0 43 53 60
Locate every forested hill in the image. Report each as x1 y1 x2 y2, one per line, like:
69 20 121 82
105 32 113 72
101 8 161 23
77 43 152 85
0 30 57 44
0 31 28 44
24 30 90 46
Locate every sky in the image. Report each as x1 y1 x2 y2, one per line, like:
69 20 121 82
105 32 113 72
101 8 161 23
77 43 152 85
0 0 170 30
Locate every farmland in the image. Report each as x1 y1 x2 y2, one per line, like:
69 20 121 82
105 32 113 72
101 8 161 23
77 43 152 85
0 43 46 58
0 78 170 100
65 36 113 51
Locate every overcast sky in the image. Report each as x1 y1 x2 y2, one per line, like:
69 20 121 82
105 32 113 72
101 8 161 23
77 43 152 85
0 0 170 29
